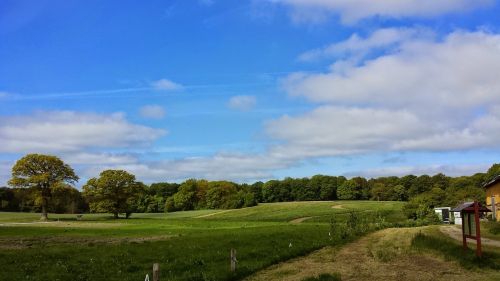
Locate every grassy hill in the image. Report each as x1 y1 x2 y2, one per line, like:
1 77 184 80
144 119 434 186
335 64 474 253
0 201 404 281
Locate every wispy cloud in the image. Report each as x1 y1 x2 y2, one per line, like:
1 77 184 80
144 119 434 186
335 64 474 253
227 95 257 111
151 78 183 91
269 0 494 24
0 91 11 98
139 105 167 119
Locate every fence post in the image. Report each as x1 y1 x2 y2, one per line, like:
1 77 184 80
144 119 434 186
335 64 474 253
153 263 159 281
230 248 237 272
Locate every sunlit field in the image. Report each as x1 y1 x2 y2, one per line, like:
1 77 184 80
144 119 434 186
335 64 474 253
0 201 404 281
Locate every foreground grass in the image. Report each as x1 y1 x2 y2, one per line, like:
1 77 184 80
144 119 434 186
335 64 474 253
246 226 500 281
412 228 500 270
0 201 404 281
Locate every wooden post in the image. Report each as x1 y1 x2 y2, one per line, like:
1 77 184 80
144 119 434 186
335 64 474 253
153 263 159 281
474 201 482 257
230 248 237 272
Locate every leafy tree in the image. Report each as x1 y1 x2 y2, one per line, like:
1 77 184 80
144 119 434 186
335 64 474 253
486 163 500 182
370 183 389 201
248 181 264 202
172 179 198 211
149 182 179 197
0 187 14 210
9 154 78 220
337 179 360 200
318 176 338 200
393 184 408 201
205 181 238 209
262 180 282 202
83 170 142 218
50 183 86 213
164 196 176 212
431 173 450 190
408 175 432 198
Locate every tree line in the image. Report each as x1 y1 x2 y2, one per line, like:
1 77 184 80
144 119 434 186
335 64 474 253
0 154 498 220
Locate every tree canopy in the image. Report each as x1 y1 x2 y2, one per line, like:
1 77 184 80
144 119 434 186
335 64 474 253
8 154 78 220
83 170 143 218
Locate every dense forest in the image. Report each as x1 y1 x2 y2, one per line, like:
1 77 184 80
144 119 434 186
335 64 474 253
1 162 499 221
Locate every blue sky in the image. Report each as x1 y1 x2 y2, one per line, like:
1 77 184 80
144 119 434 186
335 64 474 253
2 0 500 186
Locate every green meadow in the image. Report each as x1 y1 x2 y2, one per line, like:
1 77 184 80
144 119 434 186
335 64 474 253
0 201 404 281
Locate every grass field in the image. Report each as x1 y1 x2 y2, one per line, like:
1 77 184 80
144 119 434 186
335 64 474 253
247 226 500 281
0 201 404 281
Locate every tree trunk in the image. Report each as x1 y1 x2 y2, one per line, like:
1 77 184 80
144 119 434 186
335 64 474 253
114 212 118 219
40 199 48 221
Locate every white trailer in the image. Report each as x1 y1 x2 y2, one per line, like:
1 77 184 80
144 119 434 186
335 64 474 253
434 207 451 223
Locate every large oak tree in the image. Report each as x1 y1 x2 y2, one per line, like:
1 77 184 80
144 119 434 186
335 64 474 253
83 170 143 218
9 154 79 220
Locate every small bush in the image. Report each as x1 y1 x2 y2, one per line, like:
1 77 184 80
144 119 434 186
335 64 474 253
301 273 341 281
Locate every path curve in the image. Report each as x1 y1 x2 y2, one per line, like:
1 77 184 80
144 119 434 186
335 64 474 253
439 225 500 248
245 227 498 281
289 217 313 224
194 209 234 218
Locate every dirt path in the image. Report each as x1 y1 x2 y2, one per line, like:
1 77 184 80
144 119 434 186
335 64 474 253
439 225 500 248
0 234 175 250
194 209 234 218
0 221 123 228
289 217 313 224
245 227 498 281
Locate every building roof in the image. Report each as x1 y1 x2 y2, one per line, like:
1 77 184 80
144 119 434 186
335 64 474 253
451 201 491 212
483 174 500 189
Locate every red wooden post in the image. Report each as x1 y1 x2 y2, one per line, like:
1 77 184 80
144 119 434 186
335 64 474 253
474 201 482 257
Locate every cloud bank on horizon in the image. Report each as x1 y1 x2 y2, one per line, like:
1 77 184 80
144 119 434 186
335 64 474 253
1 0 500 185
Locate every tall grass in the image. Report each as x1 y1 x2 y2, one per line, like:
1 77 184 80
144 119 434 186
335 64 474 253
411 232 500 270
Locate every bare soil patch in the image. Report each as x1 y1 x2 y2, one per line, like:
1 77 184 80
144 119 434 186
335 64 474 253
0 221 124 228
289 217 313 224
0 235 175 250
245 227 499 281
194 209 234 218
331 205 344 209
439 225 500 248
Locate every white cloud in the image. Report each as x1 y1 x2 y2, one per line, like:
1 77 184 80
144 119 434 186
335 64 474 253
0 161 13 186
270 0 493 24
285 31 500 112
82 152 292 183
298 27 431 61
0 111 166 153
62 152 138 165
271 30 500 158
343 163 491 178
139 105 166 119
151 78 183 91
227 95 257 111
266 106 427 158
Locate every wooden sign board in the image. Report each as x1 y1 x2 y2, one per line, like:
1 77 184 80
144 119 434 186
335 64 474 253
463 213 476 237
